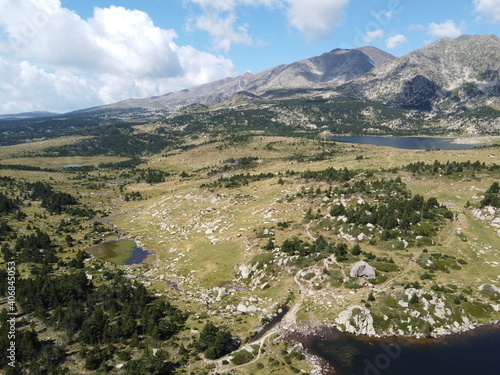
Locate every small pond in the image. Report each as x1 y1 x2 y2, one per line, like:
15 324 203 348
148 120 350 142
249 305 290 342
86 240 150 265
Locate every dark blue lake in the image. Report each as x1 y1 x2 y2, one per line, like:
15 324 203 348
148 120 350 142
330 136 481 150
291 323 500 375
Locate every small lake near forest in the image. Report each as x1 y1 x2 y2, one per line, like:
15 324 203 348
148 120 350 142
290 323 500 375
87 240 150 265
330 136 483 150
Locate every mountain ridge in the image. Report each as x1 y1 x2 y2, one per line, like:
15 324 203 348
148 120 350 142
86 45 395 116
81 34 499 119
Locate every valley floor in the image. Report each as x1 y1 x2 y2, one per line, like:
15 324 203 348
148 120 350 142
0 134 499 374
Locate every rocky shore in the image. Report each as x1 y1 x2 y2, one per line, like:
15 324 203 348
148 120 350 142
451 135 500 145
282 319 500 375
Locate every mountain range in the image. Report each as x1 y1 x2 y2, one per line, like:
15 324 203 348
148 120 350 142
80 34 499 119
1 34 499 137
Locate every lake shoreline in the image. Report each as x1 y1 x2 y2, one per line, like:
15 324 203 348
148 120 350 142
282 320 500 375
284 317 500 341
329 135 483 150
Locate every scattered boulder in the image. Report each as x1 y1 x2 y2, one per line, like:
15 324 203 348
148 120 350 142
213 287 229 301
238 262 260 279
350 261 376 279
398 301 409 308
237 303 258 314
479 284 500 294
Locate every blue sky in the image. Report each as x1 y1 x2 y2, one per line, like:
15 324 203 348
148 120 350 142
0 0 498 114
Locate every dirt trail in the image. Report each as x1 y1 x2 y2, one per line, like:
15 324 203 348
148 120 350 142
383 247 424 290
442 209 464 247
224 268 305 372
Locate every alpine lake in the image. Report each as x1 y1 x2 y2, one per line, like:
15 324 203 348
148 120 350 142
286 322 500 375
329 136 482 150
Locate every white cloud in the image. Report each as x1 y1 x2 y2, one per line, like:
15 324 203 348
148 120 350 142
370 10 394 24
408 24 426 31
385 34 408 49
284 0 350 41
0 0 236 113
362 29 384 43
188 0 237 12
474 0 500 23
186 0 351 48
427 20 464 38
193 11 253 53
186 0 277 51
189 0 277 11
0 58 100 113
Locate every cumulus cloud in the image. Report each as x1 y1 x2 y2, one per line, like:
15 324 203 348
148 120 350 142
385 34 408 49
192 11 253 53
0 58 100 113
189 0 277 12
186 0 351 48
284 0 350 41
427 20 464 38
474 0 500 23
186 0 276 51
0 0 235 113
362 29 384 44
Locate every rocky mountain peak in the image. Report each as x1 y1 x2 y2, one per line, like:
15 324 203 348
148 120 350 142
355 46 396 66
455 34 476 41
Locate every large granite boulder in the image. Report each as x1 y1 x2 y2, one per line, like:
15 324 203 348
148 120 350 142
350 261 376 279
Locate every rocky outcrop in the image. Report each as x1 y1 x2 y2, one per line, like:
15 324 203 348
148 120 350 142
473 206 500 236
479 284 500 295
335 305 376 335
341 34 500 111
350 261 376 279
392 75 442 110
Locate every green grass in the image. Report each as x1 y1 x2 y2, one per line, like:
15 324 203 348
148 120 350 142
2 131 498 359
0 136 93 159
250 252 275 268
0 155 126 168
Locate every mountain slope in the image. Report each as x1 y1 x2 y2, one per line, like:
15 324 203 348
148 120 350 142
86 46 395 116
85 35 500 118
249 47 395 94
340 34 500 110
